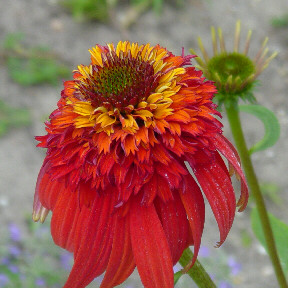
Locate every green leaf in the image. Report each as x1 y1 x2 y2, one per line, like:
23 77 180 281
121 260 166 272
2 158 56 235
174 270 183 285
239 104 280 154
251 207 288 272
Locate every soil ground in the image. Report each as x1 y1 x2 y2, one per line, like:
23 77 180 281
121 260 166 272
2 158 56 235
1 0 288 287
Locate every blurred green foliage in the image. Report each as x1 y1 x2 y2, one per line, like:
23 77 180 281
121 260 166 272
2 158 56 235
251 208 288 273
3 33 71 86
60 0 184 22
61 0 110 22
131 0 163 14
271 14 288 28
248 182 282 207
240 230 253 248
259 182 282 206
0 99 31 137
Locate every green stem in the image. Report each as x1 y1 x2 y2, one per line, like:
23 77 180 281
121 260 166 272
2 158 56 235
178 248 216 288
225 102 288 288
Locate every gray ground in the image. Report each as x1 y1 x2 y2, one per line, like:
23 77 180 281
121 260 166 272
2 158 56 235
1 0 288 287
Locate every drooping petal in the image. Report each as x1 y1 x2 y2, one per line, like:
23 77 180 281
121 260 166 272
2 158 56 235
35 161 62 211
179 173 205 268
62 191 116 288
100 214 135 288
32 193 49 223
130 198 174 288
51 187 81 252
213 133 249 211
154 192 190 264
188 151 236 246
33 163 50 222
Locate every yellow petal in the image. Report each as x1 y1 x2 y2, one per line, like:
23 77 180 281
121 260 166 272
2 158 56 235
74 102 94 116
134 109 154 121
96 113 116 128
147 93 163 104
89 46 103 66
137 101 148 109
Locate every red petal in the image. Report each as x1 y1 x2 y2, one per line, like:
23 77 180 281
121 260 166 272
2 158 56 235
118 166 141 203
62 192 116 288
100 215 135 288
154 192 190 264
98 152 115 176
36 161 62 211
213 134 249 211
179 174 205 268
188 152 236 246
142 174 158 206
157 175 174 202
51 188 80 252
130 199 174 288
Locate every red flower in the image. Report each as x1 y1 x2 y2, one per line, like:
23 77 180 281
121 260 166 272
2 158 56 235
33 42 248 288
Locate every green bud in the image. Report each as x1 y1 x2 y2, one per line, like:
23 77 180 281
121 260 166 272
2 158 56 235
191 21 277 107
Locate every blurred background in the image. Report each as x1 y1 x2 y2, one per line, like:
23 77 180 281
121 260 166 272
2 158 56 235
0 0 288 287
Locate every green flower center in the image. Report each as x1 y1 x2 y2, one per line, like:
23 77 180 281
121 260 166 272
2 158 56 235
207 52 255 94
77 52 158 110
97 65 137 96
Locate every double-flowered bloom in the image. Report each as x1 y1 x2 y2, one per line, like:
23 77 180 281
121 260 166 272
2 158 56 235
33 41 248 288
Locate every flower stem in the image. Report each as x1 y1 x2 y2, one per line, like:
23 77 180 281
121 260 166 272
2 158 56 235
225 102 288 288
179 248 216 288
